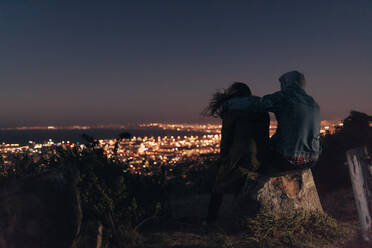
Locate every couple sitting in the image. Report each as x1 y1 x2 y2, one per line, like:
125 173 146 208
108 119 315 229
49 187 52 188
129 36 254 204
204 70 321 223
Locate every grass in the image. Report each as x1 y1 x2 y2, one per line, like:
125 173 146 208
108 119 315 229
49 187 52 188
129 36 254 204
134 208 344 248
239 210 341 248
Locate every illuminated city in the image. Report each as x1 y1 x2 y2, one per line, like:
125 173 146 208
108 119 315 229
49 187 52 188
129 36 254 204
0 120 346 175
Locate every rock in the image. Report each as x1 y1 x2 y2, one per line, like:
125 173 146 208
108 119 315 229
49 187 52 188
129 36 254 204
237 169 323 216
0 167 81 248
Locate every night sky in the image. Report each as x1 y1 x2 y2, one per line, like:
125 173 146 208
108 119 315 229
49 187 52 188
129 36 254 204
0 0 371 127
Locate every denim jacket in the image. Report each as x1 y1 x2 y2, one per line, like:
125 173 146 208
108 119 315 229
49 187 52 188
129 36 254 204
223 82 321 162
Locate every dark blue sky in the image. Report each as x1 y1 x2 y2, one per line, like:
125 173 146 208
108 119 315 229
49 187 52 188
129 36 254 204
0 0 371 127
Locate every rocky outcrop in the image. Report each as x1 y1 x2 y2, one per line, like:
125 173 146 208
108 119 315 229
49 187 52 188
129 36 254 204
0 167 81 248
237 169 323 216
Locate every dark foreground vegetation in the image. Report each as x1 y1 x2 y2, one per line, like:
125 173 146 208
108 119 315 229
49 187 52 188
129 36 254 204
0 111 371 248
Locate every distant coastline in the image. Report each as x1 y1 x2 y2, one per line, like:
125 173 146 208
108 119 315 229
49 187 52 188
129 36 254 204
0 128 209 145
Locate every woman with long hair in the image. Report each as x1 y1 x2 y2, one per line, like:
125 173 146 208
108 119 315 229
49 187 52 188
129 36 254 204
204 82 269 224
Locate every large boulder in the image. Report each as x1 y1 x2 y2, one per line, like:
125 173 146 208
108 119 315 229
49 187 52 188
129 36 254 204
237 169 323 216
0 167 81 248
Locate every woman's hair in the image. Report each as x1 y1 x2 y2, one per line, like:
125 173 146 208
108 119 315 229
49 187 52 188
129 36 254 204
203 82 252 118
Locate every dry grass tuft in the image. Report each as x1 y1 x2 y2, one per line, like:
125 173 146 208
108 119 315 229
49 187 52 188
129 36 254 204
239 210 341 248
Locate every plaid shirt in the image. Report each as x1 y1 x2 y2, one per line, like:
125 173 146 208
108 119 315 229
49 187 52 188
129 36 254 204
283 155 317 166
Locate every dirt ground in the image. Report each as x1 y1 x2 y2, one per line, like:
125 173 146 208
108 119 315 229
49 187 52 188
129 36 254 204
138 187 372 248
320 188 372 248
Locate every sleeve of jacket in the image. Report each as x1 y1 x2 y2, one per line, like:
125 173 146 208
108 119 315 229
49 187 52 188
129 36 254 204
220 112 235 158
222 92 284 112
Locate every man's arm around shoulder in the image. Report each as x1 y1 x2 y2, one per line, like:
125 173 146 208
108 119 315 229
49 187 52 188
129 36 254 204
223 91 284 112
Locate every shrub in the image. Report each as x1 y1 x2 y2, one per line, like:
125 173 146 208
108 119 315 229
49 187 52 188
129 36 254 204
0 144 160 247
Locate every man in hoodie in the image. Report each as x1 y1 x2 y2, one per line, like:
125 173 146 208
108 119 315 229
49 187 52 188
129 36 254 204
223 71 321 172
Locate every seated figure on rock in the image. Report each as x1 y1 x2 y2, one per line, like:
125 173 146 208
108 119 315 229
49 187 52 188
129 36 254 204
203 82 270 224
223 71 321 174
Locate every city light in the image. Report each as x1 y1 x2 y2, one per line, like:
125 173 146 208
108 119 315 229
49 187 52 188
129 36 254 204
0 120 344 175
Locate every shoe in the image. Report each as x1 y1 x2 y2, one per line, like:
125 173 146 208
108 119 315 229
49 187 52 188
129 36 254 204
201 218 218 226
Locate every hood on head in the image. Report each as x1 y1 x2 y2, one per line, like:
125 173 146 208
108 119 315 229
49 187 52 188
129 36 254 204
279 71 305 91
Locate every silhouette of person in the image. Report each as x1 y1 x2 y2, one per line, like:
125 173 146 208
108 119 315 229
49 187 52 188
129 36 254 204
223 71 321 173
204 82 269 223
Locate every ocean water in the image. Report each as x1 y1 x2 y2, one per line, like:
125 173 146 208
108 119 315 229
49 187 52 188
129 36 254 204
0 128 208 145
